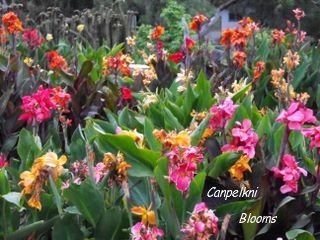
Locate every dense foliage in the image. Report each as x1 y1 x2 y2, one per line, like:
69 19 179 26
1 5 320 240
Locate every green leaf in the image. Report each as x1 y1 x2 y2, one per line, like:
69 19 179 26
190 114 211 146
292 59 310 88
207 152 240 178
64 180 105 227
286 229 315 240
1 192 21 207
232 83 252 102
256 114 272 138
183 84 197 119
69 126 86 162
95 207 122 240
289 131 305 151
215 199 258 217
242 198 263 240
164 108 184 131
194 71 213 110
186 172 206 214
17 129 41 170
78 60 93 78
52 215 83 240
0 169 9 195
144 118 162 151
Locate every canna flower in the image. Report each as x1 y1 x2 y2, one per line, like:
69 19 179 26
293 8 305 21
153 129 191 149
167 146 203 193
189 14 208 32
46 33 53 41
276 101 316 130
46 51 68 71
103 152 131 185
51 87 71 113
231 29 249 48
126 35 136 47
131 206 156 225
76 24 85 33
22 28 44 49
168 51 185 64
209 98 238 130
150 25 165 40
19 85 56 124
271 68 285 83
283 50 300 70
220 28 235 47
131 222 164 240
253 61 266 82
2 11 23 34
272 154 307 194
233 51 247 68
19 152 67 210
23 57 34 67
185 37 196 51
229 155 251 181
0 153 8 168
222 119 259 158
181 202 219 239
302 126 320 153
120 87 133 101
103 53 131 76
271 29 285 44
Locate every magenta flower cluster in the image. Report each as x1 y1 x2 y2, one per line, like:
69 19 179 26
181 202 219 239
166 146 203 194
131 222 164 240
209 97 238 130
222 119 259 158
272 154 307 193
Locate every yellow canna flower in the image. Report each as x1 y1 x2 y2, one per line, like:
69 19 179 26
228 155 251 181
46 33 53 41
118 129 144 148
19 151 67 210
131 206 156 225
23 57 33 67
76 24 85 33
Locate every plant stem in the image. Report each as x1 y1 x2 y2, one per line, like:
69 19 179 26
278 126 289 166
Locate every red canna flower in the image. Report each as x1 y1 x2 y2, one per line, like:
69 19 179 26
51 87 71 113
120 87 132 101
103 53 131 76
168 51 185 64
189 14 208 32
0 27 8 43
185 37 196 51
272 29 285 44
220 28 235 47
293 8 305 21
46 51 68 71
23 28 44 49
253 61 266 82
2 11 23 34
150 25 165 40
232 51 247 68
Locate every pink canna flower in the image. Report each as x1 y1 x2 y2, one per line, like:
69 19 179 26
293 8 305 21
131 222 164 240
22 28 44 49
302 126 320 153
272 154 307 194
209 98 238 130
166 146 203 194
181 202 219 239
0 153 8 168
19 86 56 124
276 102 316 130
222 119 259 158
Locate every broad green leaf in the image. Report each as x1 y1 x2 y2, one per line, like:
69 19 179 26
194 70 213 110
108 43 125 56
69 126 86 162
95 207 122 240
183 84 197 119
52 215 83 240
64 180 105 227
232 83 252 103
256 114 272 138
1 192 21 207
17 129 41 170
207 152 240 178
144 118 162 151
0 169 9 195
292 59 309 88
242 198 263 240
186 172 206 215
78 60 93 78
164 108 184 131
289 131 305 151
286 229 315 240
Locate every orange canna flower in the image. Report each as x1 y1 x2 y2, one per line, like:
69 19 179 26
232 51 247 68
231 29 249 48
46 51 68 71
271 68 285 83
153 129 191 149
131 206 156 225
2 11 23 34
228 155 251 181
103 52 131 76
272 29 285 44
220 28 235 47
253 61 266 82
189 14 208 32
0 27 8 43
19 152 67 210
185 37 196 51
151 25 165 40
283 50 300 70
